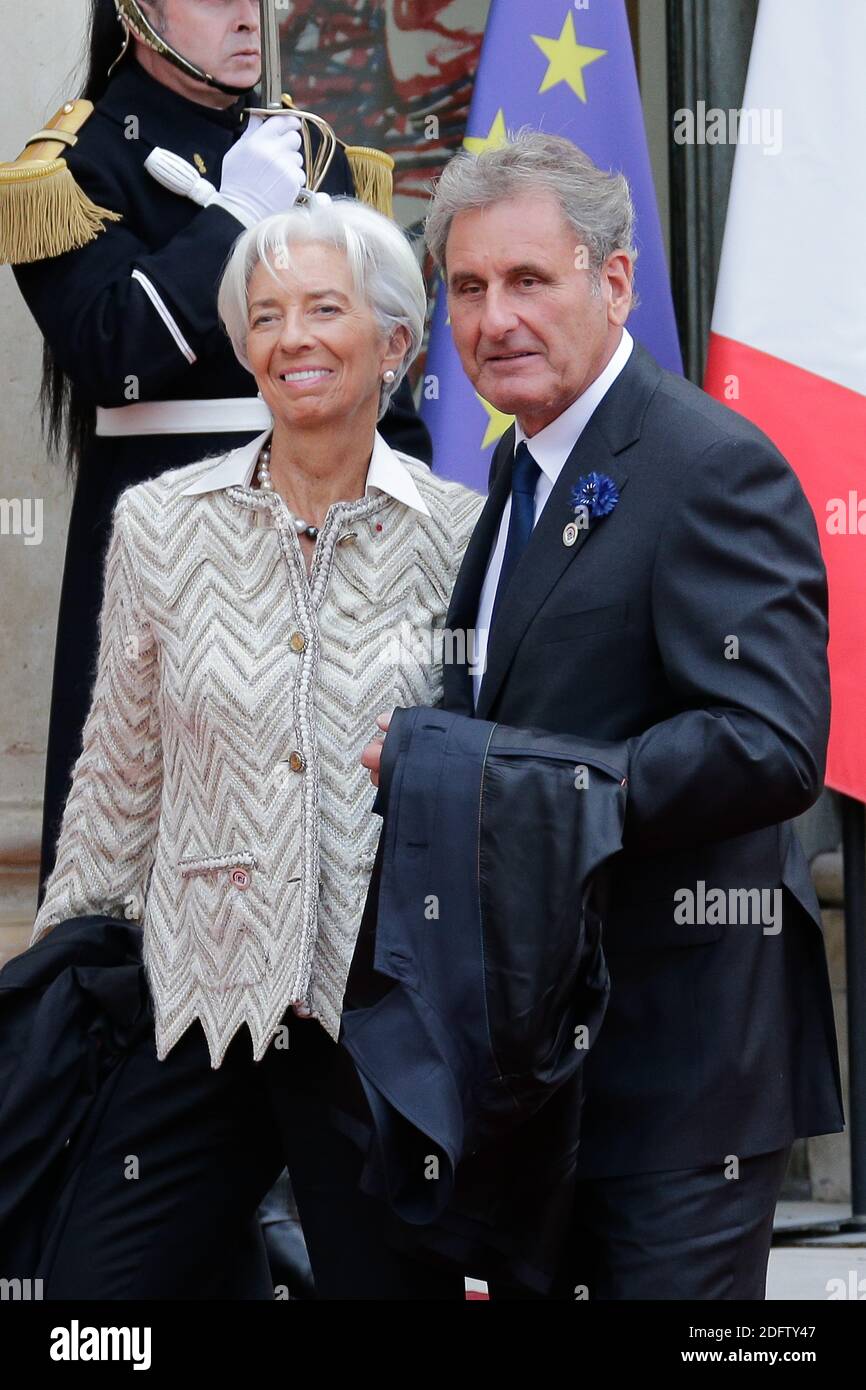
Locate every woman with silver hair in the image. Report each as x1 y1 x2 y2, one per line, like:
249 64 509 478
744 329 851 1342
25 196 483 1300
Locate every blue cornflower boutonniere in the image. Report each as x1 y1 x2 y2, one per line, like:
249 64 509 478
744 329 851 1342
571 472 620 521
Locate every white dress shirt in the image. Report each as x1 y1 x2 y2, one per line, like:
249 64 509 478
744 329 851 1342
471 328 634 706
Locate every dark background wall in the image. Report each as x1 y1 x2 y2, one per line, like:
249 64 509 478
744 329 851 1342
664 0 759 382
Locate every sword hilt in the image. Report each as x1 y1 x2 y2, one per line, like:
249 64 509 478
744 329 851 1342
254 3 338 195
244 102 338 195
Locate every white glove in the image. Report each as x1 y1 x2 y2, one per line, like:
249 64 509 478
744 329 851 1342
211 114 307 228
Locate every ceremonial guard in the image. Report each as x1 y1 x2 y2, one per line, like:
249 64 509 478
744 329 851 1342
1 0 430 896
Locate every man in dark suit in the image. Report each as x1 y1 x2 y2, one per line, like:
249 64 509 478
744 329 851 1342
364 131 844 1299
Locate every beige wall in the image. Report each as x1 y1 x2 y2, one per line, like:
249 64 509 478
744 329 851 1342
0 0 88 929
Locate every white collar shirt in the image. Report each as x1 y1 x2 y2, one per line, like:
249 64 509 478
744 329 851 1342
179 426 432 516
471 328 634 706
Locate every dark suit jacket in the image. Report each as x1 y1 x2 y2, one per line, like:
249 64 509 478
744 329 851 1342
442 339 844 1178
0 916 270 1297
334 706 627 1290
0 917 149 1274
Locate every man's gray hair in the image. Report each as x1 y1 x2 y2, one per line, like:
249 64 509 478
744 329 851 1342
218 197 426 419
426 129 637 298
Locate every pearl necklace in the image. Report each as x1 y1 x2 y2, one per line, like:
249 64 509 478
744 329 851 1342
256 445 319 540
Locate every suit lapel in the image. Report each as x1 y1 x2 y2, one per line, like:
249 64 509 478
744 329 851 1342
443 341 663 722
475 421 629 719
442 429 515 714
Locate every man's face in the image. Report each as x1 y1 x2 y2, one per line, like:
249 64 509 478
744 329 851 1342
143 0 261 89
445 192 633 436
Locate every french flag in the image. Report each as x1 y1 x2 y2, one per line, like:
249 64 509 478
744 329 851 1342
705 0 866 800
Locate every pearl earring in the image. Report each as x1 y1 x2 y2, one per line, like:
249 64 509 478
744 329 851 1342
382 369 396 384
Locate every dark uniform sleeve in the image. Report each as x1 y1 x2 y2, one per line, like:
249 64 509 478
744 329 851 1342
13 147 249 406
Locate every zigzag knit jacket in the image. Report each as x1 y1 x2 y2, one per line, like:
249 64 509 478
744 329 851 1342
31 434 484 1067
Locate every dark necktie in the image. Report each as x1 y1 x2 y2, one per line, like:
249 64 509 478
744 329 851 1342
490 440 541 626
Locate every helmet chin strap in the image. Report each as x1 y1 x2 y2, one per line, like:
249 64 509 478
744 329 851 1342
112 0 259 97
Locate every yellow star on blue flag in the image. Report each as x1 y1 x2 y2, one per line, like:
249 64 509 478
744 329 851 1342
532 12 606 102
464 110 509 155
477 394 514 450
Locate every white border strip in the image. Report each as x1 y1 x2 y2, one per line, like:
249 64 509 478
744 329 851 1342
465 1278 489 1297
96 398 273 436
131 269 197 365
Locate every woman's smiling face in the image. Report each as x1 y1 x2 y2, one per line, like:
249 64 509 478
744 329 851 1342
245 242 405 433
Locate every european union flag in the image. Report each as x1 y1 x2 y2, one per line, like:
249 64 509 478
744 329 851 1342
421 0 682 490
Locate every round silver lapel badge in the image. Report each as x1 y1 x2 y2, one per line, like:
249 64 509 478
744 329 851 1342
562 521 579 547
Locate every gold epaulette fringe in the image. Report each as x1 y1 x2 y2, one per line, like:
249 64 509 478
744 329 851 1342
0 100 122 265
343 145 394 219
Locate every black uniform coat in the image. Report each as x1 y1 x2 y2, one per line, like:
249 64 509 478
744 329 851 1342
441 340 845 1180
13 57 431 894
